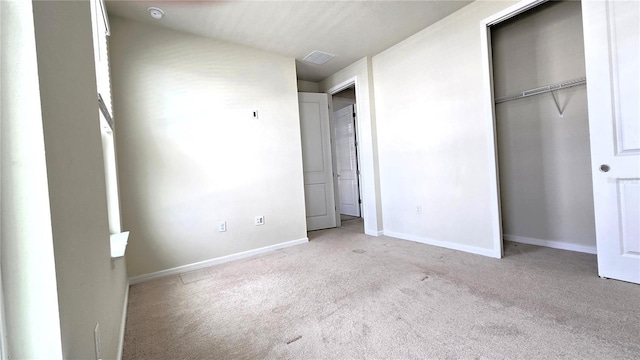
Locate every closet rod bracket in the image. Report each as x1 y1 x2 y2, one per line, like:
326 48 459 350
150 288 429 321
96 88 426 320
550 90 564 118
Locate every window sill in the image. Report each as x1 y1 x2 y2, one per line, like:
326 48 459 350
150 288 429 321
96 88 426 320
110 231 129 258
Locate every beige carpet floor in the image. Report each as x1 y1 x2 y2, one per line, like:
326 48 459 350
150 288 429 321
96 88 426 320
123 220 640 359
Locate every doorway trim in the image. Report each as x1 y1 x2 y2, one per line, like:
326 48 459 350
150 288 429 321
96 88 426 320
480 0 549 259
326 77 365 231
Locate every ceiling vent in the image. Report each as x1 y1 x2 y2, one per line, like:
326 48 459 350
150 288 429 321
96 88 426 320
302 51 335 65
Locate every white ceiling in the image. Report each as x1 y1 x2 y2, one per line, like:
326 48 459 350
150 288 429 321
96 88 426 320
105 0 473 82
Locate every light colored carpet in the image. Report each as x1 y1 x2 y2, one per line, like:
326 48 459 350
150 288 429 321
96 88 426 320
340 214 360 222
123 220 640 359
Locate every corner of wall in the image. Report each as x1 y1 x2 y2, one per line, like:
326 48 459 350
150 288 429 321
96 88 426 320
0 0 63 358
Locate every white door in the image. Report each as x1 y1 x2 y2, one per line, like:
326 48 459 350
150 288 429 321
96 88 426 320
299 92 337 231
334 105 361 217
583 0 640 284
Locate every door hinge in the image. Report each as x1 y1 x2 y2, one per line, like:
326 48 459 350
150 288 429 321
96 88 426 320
358 199 362 204
357 170 360 175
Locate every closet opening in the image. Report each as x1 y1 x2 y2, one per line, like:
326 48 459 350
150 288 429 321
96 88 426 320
489 1 597 257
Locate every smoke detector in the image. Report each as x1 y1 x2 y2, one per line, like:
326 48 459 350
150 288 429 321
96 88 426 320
302 51 335 65
147 7 164 19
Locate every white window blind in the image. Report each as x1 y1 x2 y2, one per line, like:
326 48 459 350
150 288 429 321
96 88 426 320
92 0 112 120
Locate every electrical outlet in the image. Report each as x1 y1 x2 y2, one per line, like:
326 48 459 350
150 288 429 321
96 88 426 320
94 323 101 360
255 216 264 226
219 221 226 232
416 206 422 214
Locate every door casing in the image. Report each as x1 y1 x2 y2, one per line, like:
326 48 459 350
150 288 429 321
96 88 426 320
480 0 550 259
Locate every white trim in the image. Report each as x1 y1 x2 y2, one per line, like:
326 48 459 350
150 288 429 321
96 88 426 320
327 78 361 233
0 265 6 360
110 231 129 258
325 77 358 96
503 234 597 254
116 281 129 360
327 94 341 229
383 231 501 259
479 20 503 259
129 238 309 284
484 0 548 27
365 230 383 237
479 0 551 260
326 77 378 237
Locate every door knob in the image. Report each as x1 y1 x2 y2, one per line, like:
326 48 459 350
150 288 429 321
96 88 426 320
599 164 610 173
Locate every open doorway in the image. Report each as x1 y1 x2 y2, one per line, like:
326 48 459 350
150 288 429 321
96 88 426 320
330 85 363 229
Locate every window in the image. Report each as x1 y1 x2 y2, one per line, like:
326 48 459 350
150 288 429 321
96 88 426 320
91 0 128 256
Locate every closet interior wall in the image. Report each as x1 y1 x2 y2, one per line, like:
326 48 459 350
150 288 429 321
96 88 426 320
333 86 356 112
492 1 596 250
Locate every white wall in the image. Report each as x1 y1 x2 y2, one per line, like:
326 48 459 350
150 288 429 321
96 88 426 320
32 1 129 358
0 1 63 358
492 1 596 250
372 1 518 254
109 17 308 278
320 58 383 236
297 80 321 92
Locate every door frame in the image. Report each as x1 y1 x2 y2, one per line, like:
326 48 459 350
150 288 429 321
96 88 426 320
326 78 364 229
479 0 553 259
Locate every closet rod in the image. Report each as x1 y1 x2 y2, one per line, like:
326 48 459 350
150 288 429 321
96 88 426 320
494 77 586 104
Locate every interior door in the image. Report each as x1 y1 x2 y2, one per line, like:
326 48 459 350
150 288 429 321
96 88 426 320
582 0 640 284
334 105 361 217
298 92 337 231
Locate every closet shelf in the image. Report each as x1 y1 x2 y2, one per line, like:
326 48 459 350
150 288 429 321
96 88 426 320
494 77 586 104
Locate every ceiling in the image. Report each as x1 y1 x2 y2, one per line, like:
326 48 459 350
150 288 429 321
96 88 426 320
106 0 473 82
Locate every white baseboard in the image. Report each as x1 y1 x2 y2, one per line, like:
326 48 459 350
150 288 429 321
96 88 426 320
365 229 384 237
117 281 129 360
128 237 309 285
383 231 501 258
503 234 597 254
